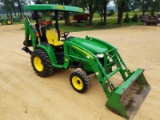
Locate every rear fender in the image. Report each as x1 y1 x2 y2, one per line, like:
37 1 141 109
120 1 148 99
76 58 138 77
36 44 57 65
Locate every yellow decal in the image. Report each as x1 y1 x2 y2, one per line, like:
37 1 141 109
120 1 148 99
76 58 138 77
79 8 83 11
57 5 64 9
73 46 93 59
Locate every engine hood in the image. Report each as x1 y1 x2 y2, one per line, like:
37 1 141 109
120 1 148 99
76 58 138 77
68 37 108 54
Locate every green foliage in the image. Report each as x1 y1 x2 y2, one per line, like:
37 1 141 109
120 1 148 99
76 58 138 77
131 13 139 22
138 0 160 15
1 0 27 18
124 13 130 23
96 22 106 27
19 15 142 31
151 9 155 16
72 0 102 26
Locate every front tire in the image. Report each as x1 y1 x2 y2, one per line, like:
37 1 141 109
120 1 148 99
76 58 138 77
70 68 91 93
31 49 54 77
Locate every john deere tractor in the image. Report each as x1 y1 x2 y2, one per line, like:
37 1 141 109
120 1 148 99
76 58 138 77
0 15 21 25
22 4 150 119
0 16 12 25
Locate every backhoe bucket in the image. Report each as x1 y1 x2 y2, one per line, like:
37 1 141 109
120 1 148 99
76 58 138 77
106 68 150 120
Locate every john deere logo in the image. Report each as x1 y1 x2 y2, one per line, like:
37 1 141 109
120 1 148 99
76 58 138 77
79 8 83 11
57 5 64 9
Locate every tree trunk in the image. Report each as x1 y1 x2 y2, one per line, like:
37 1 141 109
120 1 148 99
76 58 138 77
9 11 12 19
22 8 25 18
88 5 94 26
100 5 102 22
62 0 71 25
89 12 94 26
64 12 70 25
141 4 145 15
17 10 20 18
100 4 103 22
103 2 107 25
117 1 125 25
13 6 17 17
17 0 23 18
140 2 146 15
142 9 145 15
11 0 16 17
6 12 9 18
5 0 9 18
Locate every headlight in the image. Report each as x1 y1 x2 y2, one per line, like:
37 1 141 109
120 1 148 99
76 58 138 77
96 53 104 58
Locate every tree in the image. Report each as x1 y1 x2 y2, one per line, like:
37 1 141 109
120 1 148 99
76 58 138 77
137 0 150 15
150 0 160 15
1 0 13 18
135 0 160 15
99 0 110 25
114 0 130 25
59 0 72 25
17 0 23 18
1 0 27 18
72 0 100 26
129 0 140 12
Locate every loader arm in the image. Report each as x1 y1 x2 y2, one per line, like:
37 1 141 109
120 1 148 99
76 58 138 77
64 39 118 98
65 36 150 119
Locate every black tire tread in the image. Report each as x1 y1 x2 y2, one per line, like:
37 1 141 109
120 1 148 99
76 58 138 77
70 68 91 93
31 49 54 77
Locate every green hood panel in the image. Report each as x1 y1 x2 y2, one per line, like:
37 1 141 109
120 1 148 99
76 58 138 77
69 37 108 54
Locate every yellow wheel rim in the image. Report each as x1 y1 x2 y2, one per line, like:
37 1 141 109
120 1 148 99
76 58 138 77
72 76 83 90
33 56 44 72
7 20 11 24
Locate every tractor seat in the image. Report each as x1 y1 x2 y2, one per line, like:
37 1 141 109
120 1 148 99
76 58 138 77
46 30 63 46
40 26 50 42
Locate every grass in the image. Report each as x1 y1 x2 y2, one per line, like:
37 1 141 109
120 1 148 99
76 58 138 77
19 17 142 32
1 11 143 32
59 11 143 32
58 17 142 32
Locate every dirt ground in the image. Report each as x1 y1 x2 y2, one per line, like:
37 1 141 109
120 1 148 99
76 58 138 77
0 24 160 120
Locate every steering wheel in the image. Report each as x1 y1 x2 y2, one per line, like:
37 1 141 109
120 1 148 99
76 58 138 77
60 32 69 39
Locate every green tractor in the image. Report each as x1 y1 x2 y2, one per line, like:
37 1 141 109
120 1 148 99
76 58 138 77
0 16 12 25
22 4 150 119
0 15 21 25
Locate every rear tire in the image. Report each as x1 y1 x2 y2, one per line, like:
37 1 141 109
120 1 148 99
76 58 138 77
6 19 12 25
31 49 54 77
70 68 91 93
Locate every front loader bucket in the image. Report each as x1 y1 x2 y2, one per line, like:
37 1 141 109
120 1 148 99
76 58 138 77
106 68 150 120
